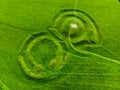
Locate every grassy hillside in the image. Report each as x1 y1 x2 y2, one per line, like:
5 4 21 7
0 0 120 90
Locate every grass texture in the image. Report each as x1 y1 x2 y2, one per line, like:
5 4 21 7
0 0 120 90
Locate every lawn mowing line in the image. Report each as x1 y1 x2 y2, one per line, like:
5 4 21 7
0 80 10 90
60 73 120 76
101 45 120 59
42 82 117 88
0 21 27 32
74 0 78 10
104 34 120 42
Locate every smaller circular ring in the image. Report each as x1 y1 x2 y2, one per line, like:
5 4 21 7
18 32 68 79
49 9 101 44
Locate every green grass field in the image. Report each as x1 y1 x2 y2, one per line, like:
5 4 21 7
0 0 120 90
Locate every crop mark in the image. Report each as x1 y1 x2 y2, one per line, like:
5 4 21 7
18 8 104 80
71 43 120 65
18 32 68 79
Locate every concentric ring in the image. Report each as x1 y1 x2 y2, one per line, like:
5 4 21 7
49 9 101 44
